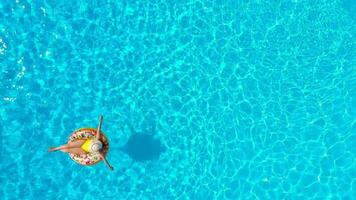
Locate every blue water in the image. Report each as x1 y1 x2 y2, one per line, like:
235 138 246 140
0 0 355 199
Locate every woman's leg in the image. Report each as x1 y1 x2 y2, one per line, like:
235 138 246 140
48 139 86 152
59 147 87 155
67 139 87 147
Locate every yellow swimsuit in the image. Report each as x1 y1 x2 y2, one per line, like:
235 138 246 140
81 138 93 153
81 138 102 153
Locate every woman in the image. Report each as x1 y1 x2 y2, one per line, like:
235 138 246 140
49 116 114 171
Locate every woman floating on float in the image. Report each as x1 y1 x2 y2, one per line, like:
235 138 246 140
48 115 113 171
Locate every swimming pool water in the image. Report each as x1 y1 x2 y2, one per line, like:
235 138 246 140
0 0 355 199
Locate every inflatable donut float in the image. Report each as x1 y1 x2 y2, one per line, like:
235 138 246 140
68 128 109 166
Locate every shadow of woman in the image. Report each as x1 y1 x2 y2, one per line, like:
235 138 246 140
120 123 166 162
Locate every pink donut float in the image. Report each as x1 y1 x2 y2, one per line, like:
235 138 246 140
67 128 109 166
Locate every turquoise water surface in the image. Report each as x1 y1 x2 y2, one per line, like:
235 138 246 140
1 0 355 199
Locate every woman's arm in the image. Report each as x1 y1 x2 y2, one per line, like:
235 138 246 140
100 152 113 171
96 115 103 140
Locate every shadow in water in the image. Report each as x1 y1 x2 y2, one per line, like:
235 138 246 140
121 123 165 162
